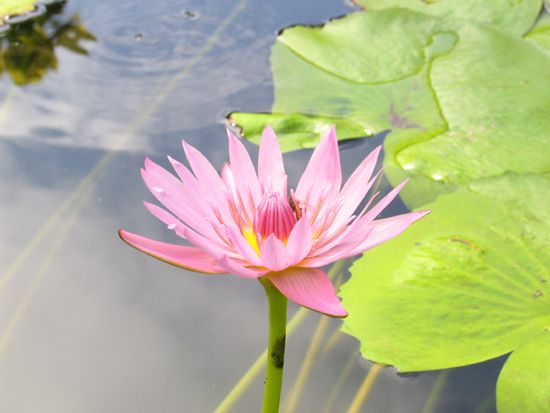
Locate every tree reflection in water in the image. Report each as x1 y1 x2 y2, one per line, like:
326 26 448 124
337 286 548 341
0 2 96 85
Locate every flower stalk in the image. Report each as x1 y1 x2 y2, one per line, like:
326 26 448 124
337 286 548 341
261 278 288 413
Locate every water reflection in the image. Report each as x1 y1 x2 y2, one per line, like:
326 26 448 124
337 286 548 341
0 3 95 85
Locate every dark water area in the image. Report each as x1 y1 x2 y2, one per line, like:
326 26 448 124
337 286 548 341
0 1 501 412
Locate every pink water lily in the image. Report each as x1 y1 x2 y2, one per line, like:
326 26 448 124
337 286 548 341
119 126 429 317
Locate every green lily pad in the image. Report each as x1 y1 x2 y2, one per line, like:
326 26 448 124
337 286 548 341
387 24 550 206
525 12 550 53
496 331 550 413
230 112 370 152
278 9 441 83
353 0 542 36
233 8 550 207
0 0 37 21
340 173 550 372
230 10 452 153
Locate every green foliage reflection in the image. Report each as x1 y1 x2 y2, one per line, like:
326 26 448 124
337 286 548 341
0 4 95 85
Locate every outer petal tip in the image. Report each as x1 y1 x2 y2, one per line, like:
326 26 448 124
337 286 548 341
181 139 195 157
262 124 275 136
143 157 154 169
119 228 140 246
371 144 382 158
226 128 239 142
330 305 348 318
118 229 225 274
258 125 286 193
118 228 128 242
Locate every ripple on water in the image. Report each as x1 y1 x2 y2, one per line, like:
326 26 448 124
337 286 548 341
1 1 235 152
86 0 222 80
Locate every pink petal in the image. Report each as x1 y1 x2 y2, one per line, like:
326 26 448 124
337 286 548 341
221 162 235 188
221 163 239 208
260 234 290 271
119 229 225 274
141 165 221 242
348 210 430 256
182 141 234 225
181 226 233 260
331 146 381 229
311 177 380 255
300 228 376 268
303 210 430 267
360 179 409 224
219 256 266 279
267 267 347 318
258 125 287 194
285 217 312 265
143 202 185 236
221 164 255 228
303 182 408 266
312 179 408 257
295 126 341 208
140 166 192 220
227 129 261 205
298 253 342 269
167 156 219 222
226 226 262 266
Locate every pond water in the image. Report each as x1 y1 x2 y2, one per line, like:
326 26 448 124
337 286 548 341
0 1 503 412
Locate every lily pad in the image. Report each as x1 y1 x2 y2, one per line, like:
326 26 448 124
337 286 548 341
277 9 441 83
340 173 550 372
230 10 452 153
387 24 550 206
353 0 542 36
496 331 550 413
525 12 550 53
0 0 37 21
232 9 550 207
230 112 370 152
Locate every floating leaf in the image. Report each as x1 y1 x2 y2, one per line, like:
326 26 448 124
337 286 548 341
0 0 37 21
230 112 369 152
231 8 550 207
230 10 452 152
389 24 550 207
340 174 550 372
496 331 550 413
277 10 441 83
353 0 542 36
525 13 550 53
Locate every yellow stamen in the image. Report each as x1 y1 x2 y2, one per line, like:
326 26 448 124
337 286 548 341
243 228 260 255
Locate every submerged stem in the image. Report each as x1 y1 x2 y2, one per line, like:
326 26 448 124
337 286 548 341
283 314 331 413
346 363 383 413
261 279 288 413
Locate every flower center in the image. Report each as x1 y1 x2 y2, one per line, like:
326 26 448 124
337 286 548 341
253 192 297 241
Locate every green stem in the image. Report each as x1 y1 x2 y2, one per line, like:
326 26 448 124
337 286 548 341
261 279 288 413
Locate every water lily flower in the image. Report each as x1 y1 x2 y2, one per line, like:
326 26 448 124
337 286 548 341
119 126 429 318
